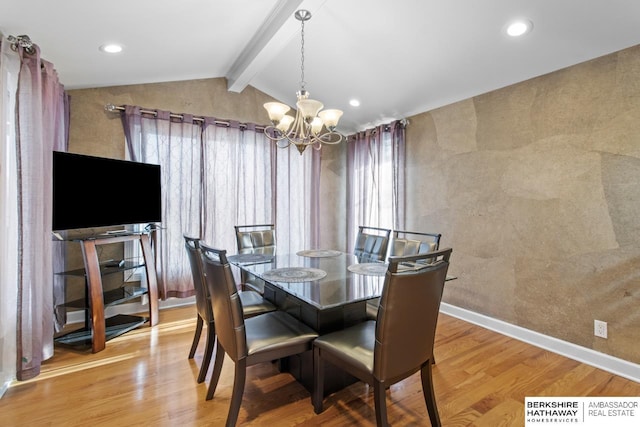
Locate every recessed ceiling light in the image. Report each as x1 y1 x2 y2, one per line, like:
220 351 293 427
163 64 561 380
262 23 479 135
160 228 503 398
349 99 360 107
99 43 123 53
506 19 533 37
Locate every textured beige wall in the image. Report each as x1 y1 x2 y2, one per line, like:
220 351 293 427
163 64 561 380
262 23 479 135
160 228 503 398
405 45 640 363
68 78 276 157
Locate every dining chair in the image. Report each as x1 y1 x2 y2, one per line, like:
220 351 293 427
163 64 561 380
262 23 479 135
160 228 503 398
313 248 453 427
183 235 276 384
234 224 276 293
366 230 442 320
199 243 318 426
353 225 392 262
234 224 276 254
389 230 441 256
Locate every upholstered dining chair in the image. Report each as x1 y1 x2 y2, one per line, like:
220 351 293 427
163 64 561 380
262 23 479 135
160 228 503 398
389 230 441 256
353 225 392 262
234 224 276 293
366 230 443 320
199 243 318 426
234 224 276 254
183 235 276 384
313 248 453 427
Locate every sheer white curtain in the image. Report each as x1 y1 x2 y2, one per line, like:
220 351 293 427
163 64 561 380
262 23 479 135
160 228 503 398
0 35 20 395
347 120 406 251
123 108 203 298
201 121 274 255
275 147 321 254
0 36 69 388
122 108 318 299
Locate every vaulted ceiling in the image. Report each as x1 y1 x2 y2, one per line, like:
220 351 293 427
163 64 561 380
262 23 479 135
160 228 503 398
2 0 640 133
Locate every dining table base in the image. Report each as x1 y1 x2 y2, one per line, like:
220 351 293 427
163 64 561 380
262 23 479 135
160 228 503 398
263 281 369 395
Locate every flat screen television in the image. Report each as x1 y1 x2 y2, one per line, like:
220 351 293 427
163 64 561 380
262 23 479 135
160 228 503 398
52 151 162 231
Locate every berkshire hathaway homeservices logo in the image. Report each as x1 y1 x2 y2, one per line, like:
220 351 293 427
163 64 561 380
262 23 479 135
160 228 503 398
525 397 639 426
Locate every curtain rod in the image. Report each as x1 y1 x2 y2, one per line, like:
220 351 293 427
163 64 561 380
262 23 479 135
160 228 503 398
104 103 266 131
106 103 404 135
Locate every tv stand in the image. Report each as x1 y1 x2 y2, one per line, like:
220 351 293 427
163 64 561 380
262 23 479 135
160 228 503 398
55 230 159 353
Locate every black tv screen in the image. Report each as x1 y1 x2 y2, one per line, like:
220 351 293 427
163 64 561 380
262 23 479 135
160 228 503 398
52 151 162 231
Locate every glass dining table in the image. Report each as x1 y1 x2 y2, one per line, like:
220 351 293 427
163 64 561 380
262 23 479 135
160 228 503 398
228 249 387 335
228 249 388 393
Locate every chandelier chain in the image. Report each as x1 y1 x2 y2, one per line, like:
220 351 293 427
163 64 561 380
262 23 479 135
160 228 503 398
300 19 306 90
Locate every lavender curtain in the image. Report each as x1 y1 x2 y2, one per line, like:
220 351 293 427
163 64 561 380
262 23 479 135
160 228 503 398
274 146 322 253
121 106 318 298
0 36 70 384
122 107 202 299
346 120 406 251
201 119 274 255
0 35 21 395
309 149 322 248
42 61 71 335
389 120 406 231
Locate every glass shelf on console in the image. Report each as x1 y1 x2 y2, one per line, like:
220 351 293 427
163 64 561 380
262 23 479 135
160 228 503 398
52 227 154 242
60 285 148 310
54 314 148 347
57 260 146 277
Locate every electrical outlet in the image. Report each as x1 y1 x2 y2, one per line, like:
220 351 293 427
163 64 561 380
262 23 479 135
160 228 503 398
594 320 607 339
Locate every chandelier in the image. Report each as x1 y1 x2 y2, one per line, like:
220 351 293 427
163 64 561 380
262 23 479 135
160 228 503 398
263 9 345 154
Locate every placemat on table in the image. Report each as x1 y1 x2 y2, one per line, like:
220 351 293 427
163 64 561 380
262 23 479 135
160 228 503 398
347 263 388 276
296 249 342 258
262 267 327 283
227 253 274 263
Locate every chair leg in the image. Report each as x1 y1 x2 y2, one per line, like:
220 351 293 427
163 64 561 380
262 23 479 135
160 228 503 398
312 346 325 414
373 381 389 426
226 360 247 427
421 362 441 427
188 315 203 359
197 321 215 383
206 340 225 401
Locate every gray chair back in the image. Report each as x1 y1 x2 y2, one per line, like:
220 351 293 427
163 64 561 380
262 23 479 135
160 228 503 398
234 224 276 254
199 244 247 362
375 248 451 382
183 235 212 323
354 226 391 261
389 230 441 257
183 234 217 383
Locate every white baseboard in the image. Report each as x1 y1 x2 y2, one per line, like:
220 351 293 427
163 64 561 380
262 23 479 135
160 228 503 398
440 302 640 384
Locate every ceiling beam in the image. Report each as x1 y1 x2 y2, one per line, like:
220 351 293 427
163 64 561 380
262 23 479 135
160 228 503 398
226 0 326 93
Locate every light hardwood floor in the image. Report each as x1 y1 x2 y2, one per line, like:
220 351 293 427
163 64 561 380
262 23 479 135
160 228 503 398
2 306 639 426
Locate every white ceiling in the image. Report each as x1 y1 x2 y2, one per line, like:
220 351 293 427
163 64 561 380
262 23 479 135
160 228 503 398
2 0 640 134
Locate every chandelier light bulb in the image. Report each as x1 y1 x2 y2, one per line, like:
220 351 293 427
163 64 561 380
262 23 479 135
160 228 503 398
264 102 291 123
311 117 324 134
297 99 324 123
318 109 343 130
277 115 294 132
